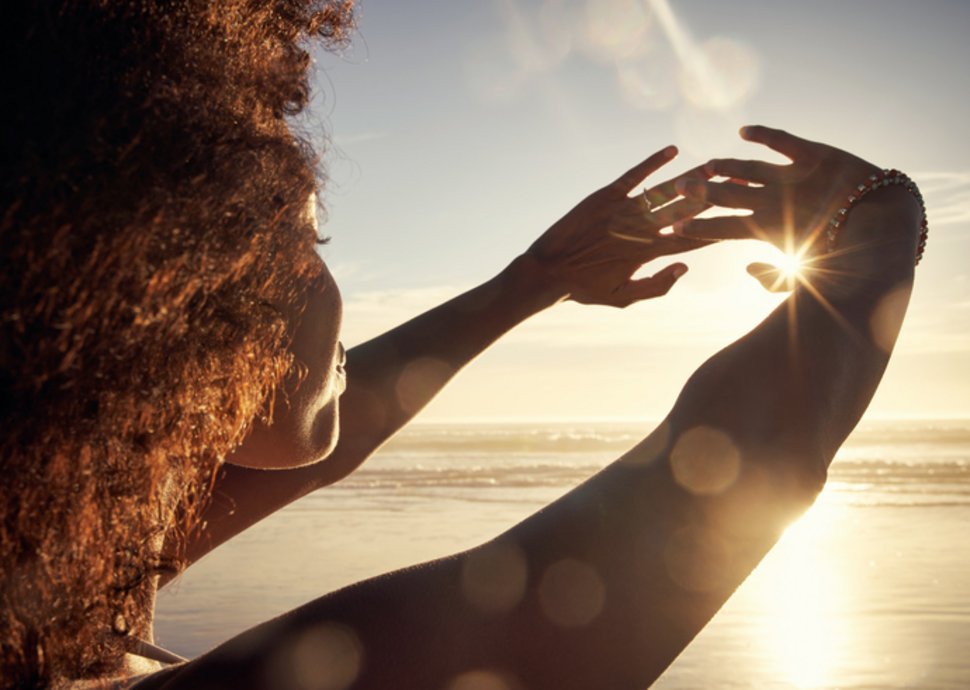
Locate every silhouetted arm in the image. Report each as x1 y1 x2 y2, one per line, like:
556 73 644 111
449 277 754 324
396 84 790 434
143 130 922 689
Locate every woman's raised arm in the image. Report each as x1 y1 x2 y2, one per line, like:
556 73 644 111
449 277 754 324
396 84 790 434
144 128 924 689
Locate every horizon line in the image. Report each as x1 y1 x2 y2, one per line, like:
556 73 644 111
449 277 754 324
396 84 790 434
408 413 970 427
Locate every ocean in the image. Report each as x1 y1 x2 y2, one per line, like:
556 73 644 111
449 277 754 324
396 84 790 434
155 419 970 689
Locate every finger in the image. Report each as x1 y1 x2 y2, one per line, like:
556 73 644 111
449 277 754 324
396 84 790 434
704 158 789 185
740 125 814 161
609 202 708 257
640 164 712 209
676 179 761 210
675 215 763 241
633 186 654 215
746 262 793 293
609 145 678 194
611 263 688 306
613 195 709 241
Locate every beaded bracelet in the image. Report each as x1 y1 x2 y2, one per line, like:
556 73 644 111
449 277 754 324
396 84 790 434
825 169 929 265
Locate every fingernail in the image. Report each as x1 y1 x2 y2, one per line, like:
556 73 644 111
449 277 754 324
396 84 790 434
672 264 688 279
672 221 690 235
663 145 677 158
739 126 752 138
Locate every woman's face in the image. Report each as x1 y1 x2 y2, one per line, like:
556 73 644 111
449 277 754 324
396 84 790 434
226 258 346 470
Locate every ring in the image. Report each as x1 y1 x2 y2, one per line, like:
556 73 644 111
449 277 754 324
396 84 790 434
641 188 653 212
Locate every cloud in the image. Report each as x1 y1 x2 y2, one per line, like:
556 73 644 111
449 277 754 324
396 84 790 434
464 0 762 115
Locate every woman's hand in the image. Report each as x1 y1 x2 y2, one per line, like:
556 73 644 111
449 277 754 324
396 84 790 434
673 125 883 256
524 146 712 308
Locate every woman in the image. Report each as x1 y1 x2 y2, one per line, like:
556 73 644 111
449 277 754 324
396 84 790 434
1 2 925 688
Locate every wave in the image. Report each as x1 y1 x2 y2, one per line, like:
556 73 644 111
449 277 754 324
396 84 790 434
380 420 970 456
326 421 970 508
336 461 601 490
381 425 645 455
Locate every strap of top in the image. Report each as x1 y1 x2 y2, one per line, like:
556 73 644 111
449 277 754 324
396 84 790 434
127 638 187 665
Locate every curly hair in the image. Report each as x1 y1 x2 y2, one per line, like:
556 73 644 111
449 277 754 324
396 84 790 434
0 1 355 687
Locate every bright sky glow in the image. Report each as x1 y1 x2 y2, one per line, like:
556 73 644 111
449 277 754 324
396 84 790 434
307 0 970 422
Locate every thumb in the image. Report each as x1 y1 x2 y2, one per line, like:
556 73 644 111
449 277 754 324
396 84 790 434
612 263 688 306
746 262 793 293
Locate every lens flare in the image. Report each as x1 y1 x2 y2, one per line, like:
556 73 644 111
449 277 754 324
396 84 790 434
777 251 804 281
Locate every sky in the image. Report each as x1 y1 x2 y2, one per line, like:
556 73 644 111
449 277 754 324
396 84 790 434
300 0 970 422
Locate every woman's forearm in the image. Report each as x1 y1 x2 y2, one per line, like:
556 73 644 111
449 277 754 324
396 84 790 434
322 253 564 481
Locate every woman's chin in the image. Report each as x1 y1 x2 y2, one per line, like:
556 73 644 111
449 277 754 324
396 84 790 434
224 402 340 470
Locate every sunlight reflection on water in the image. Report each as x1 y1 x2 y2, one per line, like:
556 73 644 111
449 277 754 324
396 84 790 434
757 503 854 689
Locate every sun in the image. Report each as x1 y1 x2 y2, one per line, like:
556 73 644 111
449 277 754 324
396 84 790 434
749 244 808 293
776 250 804 281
